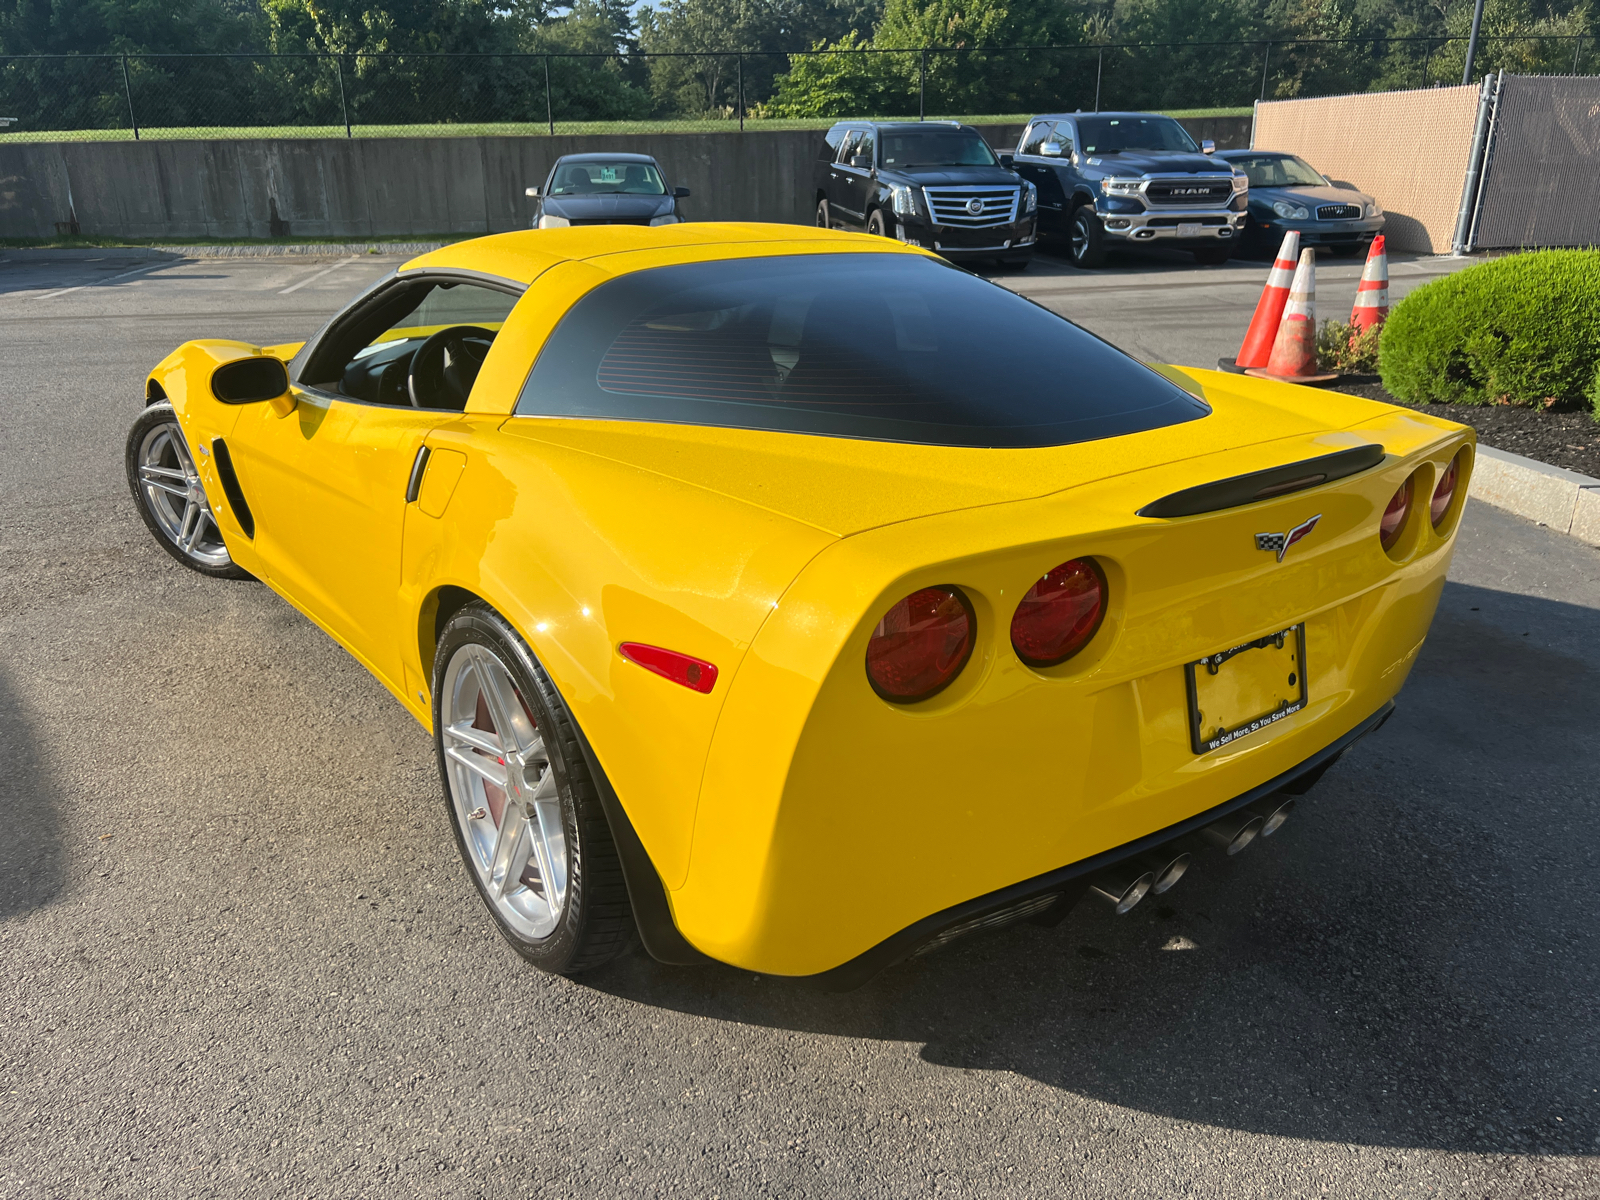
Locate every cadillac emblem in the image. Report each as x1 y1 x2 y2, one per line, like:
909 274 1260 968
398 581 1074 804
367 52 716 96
965 198 985 215
1256 514 1321 563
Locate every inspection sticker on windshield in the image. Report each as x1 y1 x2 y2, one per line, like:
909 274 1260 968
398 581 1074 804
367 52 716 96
1184 625 1308 755
1177 223 1203 238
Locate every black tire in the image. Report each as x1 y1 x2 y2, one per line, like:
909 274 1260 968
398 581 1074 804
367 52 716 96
1069 207 1108 268
1193 244 1233 266
866 208 890 238
433 602 634 975
125 402 252 580
816 197 832 229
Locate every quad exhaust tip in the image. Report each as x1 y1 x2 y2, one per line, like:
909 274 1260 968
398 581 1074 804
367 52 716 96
1203 811 1266 855
1139 849 1192 894
1089 864 1156 915
1246 794 1296 836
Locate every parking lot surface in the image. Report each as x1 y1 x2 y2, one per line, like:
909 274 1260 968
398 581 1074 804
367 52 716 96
1 251 1595 1198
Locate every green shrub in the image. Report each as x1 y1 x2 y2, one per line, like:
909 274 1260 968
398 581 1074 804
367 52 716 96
1316 319 1382 374
1590 362 1600 423
1379 250 1600 407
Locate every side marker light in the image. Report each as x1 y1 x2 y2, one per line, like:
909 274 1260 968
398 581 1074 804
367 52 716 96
619 642 719 694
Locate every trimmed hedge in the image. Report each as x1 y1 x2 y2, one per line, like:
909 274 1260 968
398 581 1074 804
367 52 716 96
1379 250 1600 409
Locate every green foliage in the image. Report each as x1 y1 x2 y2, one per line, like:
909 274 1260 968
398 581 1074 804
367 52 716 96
1589 361 1600 424
1316 319 1382 373
1379 251 1600 408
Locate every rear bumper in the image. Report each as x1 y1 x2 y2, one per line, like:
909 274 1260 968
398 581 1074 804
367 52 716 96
808 699 1394 990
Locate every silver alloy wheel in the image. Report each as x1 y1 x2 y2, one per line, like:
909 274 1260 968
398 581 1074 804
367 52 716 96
1070 212 1090 262
440 643 569 940
136 422 231 569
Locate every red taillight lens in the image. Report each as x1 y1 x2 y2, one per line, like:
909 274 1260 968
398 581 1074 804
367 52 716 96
865 586 975 703
1379 476 1413 551
1010 557 1108 668
619 642 718 694
1431 455 1460 527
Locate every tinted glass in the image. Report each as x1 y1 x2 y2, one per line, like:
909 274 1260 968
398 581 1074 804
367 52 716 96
514 255 1208 448
1077 117 1198 154
1230 154 1329 188
881 131 998 168
551 160 665 195
854 130 876 164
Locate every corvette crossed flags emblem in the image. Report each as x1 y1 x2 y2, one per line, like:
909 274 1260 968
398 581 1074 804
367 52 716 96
1256 514 1321 563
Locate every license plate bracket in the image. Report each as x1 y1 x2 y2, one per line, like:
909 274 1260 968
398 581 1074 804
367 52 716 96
1176 222 1204 238
1184 625 1308 754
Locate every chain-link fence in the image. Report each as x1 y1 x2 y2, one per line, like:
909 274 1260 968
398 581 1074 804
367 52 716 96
2 39 1596 141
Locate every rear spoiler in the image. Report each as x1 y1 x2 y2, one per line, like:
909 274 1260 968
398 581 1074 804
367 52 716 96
1137 444 1385 519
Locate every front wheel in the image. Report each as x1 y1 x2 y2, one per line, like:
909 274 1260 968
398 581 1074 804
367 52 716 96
815 198 832 229
866 208 891 238
125 402 251 579
1069 208 1108 268
434 602 634 975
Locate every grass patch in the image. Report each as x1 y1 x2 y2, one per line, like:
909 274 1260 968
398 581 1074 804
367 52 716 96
0 109 1252 143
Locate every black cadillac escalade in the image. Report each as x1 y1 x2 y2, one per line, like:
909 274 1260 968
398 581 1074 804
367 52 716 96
814 121 1038 269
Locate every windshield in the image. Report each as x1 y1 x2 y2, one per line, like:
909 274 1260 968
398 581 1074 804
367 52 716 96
516 255 1208 449
881 131 998 168
1076 117 1198 155
550 160 665 196
1229 154 1330 188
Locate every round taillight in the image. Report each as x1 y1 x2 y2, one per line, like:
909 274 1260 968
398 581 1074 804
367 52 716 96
1431 454 1460 527
1010 557 1108 668
1379 476 1413 551
866 586 975 703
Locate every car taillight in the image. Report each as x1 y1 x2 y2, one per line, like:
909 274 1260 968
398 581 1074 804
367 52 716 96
1431 455 1460 527
1379 476 1413 551
1010 558 1108 668
866 586 975 703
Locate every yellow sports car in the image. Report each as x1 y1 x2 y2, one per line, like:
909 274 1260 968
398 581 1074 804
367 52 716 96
126 224 1471 987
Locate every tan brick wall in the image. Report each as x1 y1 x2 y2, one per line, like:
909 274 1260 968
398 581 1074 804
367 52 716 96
1253 85 1481 253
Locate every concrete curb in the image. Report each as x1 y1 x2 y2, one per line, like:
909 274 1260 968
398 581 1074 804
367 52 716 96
1469 444 1600 546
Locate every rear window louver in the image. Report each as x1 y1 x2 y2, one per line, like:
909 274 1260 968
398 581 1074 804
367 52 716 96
1137 444 1385 519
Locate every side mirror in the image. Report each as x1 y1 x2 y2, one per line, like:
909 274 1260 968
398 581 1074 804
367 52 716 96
1041 141 1063 158
673 186 691 198
850 154 872 169
525 186 541 198
1201 139 1216 155
997 152 1014 168
212 356 293 416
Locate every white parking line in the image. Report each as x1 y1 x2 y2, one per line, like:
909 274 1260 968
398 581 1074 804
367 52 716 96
31 260 170 301
278 256 359 295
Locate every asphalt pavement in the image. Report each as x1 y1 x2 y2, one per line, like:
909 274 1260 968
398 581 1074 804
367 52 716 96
1 248 1596 1199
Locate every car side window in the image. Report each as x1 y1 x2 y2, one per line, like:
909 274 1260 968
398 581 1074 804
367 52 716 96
836 131 861 164
301 278 521 410
1051 122 1075 156
1020 122 1050 155
853 130 875 167
822 128 846 161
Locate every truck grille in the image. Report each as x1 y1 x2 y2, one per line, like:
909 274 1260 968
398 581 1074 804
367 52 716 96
1144 179 1234 205
922 185 1019 228
1317 203 1362 220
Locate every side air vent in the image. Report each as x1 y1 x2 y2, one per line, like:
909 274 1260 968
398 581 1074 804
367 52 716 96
1137 444 1385 519
210 438 255 538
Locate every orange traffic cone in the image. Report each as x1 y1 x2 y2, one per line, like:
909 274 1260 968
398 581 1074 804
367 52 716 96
1246 249 1338 384
1349 234 1389 334
1222 231 1300 372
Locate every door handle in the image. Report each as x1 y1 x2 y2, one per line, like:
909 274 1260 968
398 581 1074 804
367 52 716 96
405 445 431 503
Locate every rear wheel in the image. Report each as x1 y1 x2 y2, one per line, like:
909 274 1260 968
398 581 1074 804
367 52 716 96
434 602 634 974
125 402 250 579
1069 207 1107 268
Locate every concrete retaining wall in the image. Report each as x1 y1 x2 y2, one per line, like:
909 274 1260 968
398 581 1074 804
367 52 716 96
0 116 1252 241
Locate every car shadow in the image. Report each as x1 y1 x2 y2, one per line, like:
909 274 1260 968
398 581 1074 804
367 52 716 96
0 661 65 920
582 579 1600 1157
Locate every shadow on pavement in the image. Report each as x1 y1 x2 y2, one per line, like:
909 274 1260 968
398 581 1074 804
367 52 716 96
586 579 1600 1158
0 661 65 919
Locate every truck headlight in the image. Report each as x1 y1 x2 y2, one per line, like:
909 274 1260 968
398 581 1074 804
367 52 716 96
1101 177 1142 196
1022 182 1037 214
1272 200 1310 220
537 214 571 229
1231 173 1249 192
1365 201 1383 218
891 185 918 217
